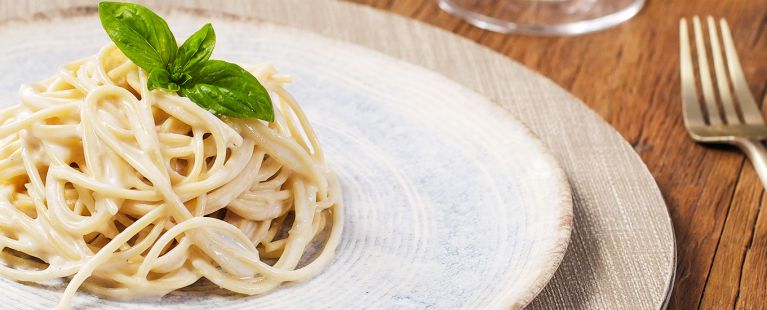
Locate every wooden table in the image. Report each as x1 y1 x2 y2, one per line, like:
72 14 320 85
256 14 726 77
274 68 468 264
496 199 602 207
348 0 767 308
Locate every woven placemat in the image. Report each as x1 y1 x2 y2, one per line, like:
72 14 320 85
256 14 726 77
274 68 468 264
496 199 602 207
1 0 675 308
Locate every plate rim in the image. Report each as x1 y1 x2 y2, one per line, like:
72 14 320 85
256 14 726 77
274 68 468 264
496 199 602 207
500 122 574 309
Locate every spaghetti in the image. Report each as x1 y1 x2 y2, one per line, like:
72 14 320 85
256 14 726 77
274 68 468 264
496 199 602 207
0 44 343 309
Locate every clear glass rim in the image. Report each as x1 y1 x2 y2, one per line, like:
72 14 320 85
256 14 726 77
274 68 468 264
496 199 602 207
438 0 647 36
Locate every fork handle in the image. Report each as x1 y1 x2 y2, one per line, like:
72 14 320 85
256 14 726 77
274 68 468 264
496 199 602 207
735 138 767 188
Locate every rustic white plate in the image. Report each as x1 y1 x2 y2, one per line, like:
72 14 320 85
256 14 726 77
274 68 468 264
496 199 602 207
0 10 572 310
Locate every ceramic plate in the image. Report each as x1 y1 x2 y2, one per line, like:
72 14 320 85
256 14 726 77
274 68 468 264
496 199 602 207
0 9 572 309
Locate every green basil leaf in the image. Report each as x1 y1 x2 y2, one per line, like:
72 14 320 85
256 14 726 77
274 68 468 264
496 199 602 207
181 84 251 117
171 71 193 86
98 2 177 71
147 68 180 92
180 60 274 121
171 24 216 76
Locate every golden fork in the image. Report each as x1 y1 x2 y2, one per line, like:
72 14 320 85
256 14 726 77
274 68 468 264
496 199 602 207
680 16 767 186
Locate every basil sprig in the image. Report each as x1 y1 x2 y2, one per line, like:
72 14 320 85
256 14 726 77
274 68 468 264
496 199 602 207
98 2 274 121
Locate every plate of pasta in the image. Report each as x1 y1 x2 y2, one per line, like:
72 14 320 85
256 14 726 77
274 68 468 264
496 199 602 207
0 2 572 309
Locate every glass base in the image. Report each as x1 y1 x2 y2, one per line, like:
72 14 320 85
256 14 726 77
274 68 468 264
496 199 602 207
438 0 646 36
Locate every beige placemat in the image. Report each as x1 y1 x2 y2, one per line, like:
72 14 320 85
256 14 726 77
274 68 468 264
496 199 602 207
1 0 675 308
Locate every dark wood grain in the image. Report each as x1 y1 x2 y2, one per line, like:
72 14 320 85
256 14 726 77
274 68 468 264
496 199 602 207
347 0 767 308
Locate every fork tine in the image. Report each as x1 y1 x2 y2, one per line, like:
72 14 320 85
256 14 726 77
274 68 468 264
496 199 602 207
680 18 705 128
706 16 740 125
720 18 765 125
692 16 722 125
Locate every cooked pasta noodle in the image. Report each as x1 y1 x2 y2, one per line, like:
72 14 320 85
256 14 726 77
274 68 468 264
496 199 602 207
0 44 343 309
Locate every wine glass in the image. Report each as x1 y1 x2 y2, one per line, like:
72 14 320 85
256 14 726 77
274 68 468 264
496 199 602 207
438 0 646 36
